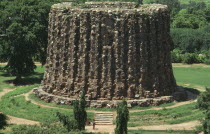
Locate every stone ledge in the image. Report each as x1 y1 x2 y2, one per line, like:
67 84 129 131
33 86 174 108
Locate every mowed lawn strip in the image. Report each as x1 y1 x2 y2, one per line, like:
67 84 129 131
128 102 203 127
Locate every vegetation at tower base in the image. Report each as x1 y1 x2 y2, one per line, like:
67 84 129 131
0 113 7 130
115 100 129 134
57 90 87 131
73 90 87 130
197 88 210 134
0 0 59 83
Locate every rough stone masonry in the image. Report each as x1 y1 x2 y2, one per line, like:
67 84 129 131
34 2 178 107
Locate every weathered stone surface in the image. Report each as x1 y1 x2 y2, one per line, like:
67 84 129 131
34 87 174 108
36 2 177 104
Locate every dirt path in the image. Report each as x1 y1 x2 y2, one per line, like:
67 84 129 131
0 87 201 133
0 88 39 125
24 90 68 110
129 100 195 113
85 120 201 134
0 62 42 66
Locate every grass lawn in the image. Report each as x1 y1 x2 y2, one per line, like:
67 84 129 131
0 84 93 123
128 130 196 134
128 102 203 127
173 64 210 90
0 65 45 88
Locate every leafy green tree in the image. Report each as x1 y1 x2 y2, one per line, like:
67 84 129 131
0 113 7 130
172 14 207 29
56 112 78 132
57 90 87 131
197 88 210 134
171 27 210 53
155 0 180 10
73 90 87 130
115 100 129 134
0 0 59 83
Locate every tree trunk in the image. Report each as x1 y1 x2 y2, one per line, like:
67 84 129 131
14 75 22 84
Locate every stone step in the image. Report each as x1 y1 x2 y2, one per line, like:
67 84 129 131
94 112 114 125
95 118 113 121
95 115 113 117
95 113 113 115
95 123 113 125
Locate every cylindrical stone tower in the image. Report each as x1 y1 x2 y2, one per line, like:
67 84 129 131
35 2 177 105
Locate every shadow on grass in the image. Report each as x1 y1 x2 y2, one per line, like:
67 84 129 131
184 87 201 95
3 72 44 86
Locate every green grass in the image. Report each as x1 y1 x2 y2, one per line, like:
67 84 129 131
173 65 210 90
128 102 203 127
128 129 196 134
29 93 73 109
2 84 39 99
0 85 93 123
0 65 45 88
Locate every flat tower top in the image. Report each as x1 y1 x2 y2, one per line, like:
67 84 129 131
51 2 168 15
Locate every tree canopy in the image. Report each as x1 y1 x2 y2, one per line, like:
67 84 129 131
0 0 59 82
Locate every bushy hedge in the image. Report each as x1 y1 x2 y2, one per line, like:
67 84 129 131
171 49 209 64
0 113 7 130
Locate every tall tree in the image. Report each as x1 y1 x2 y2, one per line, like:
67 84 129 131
73 90 87 130
115 100 129 134
0 0 59 83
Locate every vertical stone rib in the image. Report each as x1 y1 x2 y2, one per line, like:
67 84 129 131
122 17 129 97
134 14 141 97
149 13 158 94
84 12 91 94
127 14 136 99
139 16 149 95
71 11 80 96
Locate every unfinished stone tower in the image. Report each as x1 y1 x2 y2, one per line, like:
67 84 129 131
35 2 177 107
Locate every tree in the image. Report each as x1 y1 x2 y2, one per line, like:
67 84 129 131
73 90 87 130
197 88 210 134
0 0 59 83
115 100 129 134
0 113 7 130
57 89 87 131
155 0 180 10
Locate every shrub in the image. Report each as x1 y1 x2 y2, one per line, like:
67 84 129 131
57 90 87 131
0 113 7 130
115 100 129 134
171 49 183 63
197 88 210 134
182 53 200 64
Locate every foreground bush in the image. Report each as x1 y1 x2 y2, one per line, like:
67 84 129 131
115 100 129 134
0 113 7 130
197 88 210 134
